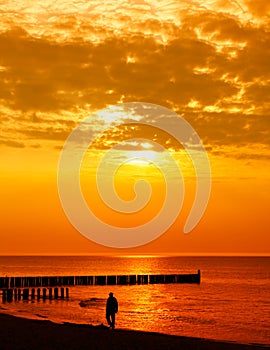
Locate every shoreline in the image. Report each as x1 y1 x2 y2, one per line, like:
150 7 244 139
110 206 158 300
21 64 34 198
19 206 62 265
0 313 268 350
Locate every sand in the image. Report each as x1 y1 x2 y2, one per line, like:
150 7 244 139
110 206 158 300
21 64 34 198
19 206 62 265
0 313 268 350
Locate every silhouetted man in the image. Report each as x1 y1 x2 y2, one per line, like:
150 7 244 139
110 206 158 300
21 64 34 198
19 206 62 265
106 292 118 329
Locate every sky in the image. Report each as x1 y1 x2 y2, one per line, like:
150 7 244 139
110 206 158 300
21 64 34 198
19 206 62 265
0 0 269 256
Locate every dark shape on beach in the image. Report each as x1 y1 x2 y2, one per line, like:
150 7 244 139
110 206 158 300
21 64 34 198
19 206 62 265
79 297 102 308
79 301 88 308
106 292 118 330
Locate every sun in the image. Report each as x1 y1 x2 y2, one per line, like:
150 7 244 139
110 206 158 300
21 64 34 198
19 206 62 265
128 141 158 166
128 150 158 165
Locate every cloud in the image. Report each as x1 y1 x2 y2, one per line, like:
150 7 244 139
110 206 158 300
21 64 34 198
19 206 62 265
0 1 269 155
243 0 270 18
18 128 71 141
0 139 25 148
211 146 270 161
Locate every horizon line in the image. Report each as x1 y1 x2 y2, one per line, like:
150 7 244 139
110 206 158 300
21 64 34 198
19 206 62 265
0 253 269 257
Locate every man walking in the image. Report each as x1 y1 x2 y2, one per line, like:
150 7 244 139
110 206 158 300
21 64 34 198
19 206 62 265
106 292 118 329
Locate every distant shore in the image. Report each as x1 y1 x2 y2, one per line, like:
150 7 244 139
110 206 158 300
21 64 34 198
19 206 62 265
0 313 268 350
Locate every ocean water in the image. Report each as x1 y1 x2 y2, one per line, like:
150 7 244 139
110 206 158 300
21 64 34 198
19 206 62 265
0 256 269 345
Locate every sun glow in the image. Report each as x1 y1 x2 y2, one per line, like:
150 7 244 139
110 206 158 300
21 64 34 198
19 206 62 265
1 0 269 256
127 150 159 165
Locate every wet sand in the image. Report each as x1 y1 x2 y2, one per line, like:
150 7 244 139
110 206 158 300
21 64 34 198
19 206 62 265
0 313 268 350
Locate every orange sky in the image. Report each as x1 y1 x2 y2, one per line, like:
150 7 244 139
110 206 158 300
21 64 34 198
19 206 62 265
0 0 269 255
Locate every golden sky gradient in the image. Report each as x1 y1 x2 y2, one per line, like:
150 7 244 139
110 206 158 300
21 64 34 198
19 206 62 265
1 0 269 255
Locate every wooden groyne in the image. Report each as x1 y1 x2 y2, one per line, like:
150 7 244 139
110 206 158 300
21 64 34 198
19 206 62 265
1 287 69 303
0 271 200 289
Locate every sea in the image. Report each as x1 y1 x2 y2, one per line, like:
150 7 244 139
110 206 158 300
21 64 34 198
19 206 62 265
0 256 269 346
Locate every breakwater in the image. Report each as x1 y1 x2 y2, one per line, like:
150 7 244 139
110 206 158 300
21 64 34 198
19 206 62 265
0 270 200 288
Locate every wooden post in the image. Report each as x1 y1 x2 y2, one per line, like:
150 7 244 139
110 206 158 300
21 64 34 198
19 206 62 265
107 276 116 285
149 275 165 284
31 288 35 299
14 277 20 288
143 275 149 284
14 289 18 301
54 287 58 299
129 275 136 285
2 289 7 302
87 276 94 285
48 288 53 300
0 277 5 288
149 275 155 284
60 287 64 299
23 289 29 300
18 288 22 300
95 276 106 285
164 274 176 284
66 287 69 299
117 275 128 285
42 288 47 299
37 288 41 299
7 289 13 302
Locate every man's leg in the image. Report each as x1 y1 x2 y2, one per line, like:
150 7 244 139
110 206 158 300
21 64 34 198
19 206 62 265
111 313 115 329
106 313 112 327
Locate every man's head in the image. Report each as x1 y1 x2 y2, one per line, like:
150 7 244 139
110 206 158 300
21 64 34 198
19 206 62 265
109 292 113 297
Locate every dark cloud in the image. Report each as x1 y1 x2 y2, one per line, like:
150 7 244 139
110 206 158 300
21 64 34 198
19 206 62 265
0 22 247 112
183 112 270 147
30 143 41 149
212 150 270 161
0 9 269 150
18 128 71 141
91 123 185 151
0 139 25 148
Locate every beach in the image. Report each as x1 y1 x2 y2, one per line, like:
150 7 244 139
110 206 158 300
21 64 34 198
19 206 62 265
0 313 268 350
